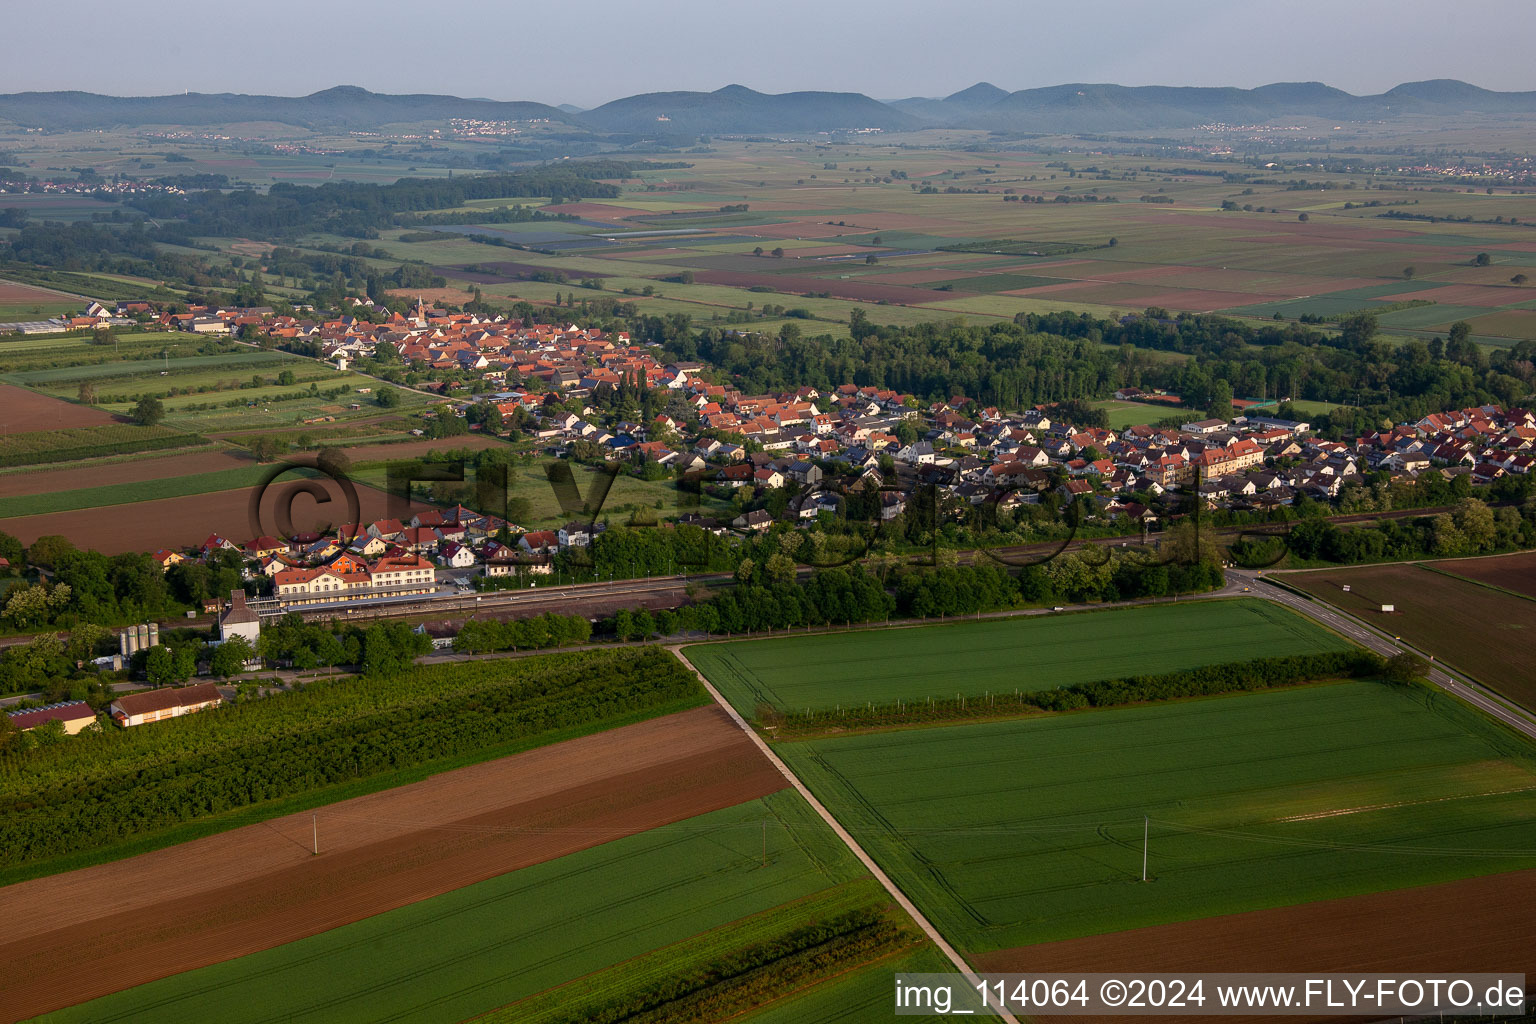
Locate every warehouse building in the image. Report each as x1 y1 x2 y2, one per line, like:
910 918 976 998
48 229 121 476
109 683 224 728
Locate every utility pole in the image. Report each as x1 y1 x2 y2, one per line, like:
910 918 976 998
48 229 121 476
313 813 319 856
1141 817 1148 882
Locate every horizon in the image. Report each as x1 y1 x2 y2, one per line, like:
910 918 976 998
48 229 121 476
4 0 1534 108
5 75 1532 112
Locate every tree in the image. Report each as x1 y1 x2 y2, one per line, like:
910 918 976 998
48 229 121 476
132 395 165 426
277 369 296 386
1382 651 1428 685
1513 274 1529 285
612 608 634 641
210 635 254 677
734 558 756 584
1206 379 1234 422
764 553 796 585
771 247 784 258
249 435 290 463
316 447 352 478
1297 212 1309 222
1403 266 1416 280
375 386 401 408
77 382 96 405
1453 496 1496 551
26 535 76 569
1473 252 1492 266
145 644 176 686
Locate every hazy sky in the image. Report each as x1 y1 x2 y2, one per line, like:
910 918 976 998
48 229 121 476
5 0 1533 107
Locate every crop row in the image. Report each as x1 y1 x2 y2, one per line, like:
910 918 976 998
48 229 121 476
0 424 198 466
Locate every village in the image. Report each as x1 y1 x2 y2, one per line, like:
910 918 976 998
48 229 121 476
14 296 1536 602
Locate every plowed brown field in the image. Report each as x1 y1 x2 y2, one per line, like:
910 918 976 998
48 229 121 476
1 481 432 552
0 384 121 433
1431 550 1536 599
0 705 785 1022
977 870 1536 1024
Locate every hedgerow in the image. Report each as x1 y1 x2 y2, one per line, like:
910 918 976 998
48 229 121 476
768 650 1384 735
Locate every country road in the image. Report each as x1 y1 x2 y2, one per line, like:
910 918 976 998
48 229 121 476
1229 567 1536 744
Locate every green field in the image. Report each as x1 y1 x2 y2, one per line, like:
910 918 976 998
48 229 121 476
36 792 872 1024
688 599 1350 717
777 681 1536 953
1091 398 1201 429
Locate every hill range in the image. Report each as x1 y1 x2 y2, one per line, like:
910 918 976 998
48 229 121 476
1 79 1535 135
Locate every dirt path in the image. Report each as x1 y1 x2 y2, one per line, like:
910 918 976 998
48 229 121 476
0 705 786 1022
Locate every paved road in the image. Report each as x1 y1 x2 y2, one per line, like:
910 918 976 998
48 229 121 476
1229 567 1536 744
671 646 1019 1024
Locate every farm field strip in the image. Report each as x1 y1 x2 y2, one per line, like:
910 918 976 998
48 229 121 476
1422 549 1536 600
0 480 432 556
0 448 254 498
29 791 864 1024
773 682 1536 953
1282 561 1536 710
976 868 1536 1000
0 383 121 432
1 706 792 1022
0 464 271 518
688 599 1349 717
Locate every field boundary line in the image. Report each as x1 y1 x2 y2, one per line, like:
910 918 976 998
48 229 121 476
669 645 1022 1024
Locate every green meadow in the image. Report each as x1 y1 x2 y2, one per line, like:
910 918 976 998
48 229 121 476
688 599 1350 717
777 681 1536 952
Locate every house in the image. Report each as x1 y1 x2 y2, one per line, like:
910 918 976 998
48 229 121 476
437 541 477 568
199 534 239 558
715 463 754 488
732 509 774 532
897 441 935 465
110 683 224 728
6 700 99 735
218 590 262 646
151 548 185 570
518 530 560 555
784 461 823 487
243 536 287 559
558 521 605 549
